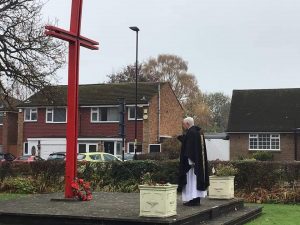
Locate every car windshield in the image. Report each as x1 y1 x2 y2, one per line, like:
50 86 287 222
77 154 86 160
124 154 134 160
4 153 16 161
16 155 31 160
48 154 65 159
89 154 103 161
103 154 118 161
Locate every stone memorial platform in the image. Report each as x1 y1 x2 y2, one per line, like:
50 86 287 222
0 192 262 225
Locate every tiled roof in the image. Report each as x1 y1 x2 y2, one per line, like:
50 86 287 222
227 88 300 132
19 82 165 107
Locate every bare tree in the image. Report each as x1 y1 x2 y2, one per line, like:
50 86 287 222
142 54 198 101
0 0 66 101
203 92 231 132
182 90 212 131
106 64 157 83
107 54 200 101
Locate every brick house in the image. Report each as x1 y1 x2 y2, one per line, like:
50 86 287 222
17 82 184 159
227 88 300 161
0 95 20 156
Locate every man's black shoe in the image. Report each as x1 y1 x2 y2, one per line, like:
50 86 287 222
183 198 200 206
192 197 201 205
183 200 194 206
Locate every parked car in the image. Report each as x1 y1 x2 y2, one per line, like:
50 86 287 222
77 152 121 162
47 152 66 160
13 155 44 164
116 153 135 161
0 153 16 162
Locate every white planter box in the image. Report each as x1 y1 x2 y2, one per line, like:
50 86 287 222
208 176 235 199
139 184 177 217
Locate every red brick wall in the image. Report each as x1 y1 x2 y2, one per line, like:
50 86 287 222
142 83 183 153
79 108 143 142
159 83 183 137
23 108 66 140
0 112 18 153
230 133 296 161
22 107 143 144
143 95 159 152
7 112 18 145
17 111 24 156
0 126 2 145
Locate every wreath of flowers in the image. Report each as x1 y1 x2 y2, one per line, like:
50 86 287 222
71 178 92 201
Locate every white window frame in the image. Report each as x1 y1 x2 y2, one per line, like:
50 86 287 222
127 106 143 121
90 107 119 123
78 143 98 153
46 107 67 123
24 108 38 122
127 142 142 153
148 144 161 153
0 112 3 125
249 133 280 151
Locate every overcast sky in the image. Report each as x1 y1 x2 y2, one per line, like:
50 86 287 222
42 0 300 96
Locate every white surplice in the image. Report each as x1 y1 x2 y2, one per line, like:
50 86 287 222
182 159 207 202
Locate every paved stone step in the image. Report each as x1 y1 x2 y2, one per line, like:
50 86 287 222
0 193 261 225
199 206 262 225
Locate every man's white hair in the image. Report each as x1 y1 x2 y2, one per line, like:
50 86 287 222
183 117 194 127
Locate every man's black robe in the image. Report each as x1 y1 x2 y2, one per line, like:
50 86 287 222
178 126 209 191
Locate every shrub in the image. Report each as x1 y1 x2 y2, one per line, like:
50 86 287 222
0 162 13 181
0 177 36 194
213 164 238 176
1 159 299 203
161 137 181 159
252 151 273 161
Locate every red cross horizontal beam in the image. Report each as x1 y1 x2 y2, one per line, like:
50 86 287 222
45 25 99 50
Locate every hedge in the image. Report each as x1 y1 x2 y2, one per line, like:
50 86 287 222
0 160 299 202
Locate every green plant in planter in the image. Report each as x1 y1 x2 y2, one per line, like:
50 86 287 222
141 172 171 186
213 164 238 176
141 172 154 185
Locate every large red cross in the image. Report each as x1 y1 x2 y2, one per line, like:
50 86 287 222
45 0 99 198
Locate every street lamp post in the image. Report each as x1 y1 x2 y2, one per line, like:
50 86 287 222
129 26 139 159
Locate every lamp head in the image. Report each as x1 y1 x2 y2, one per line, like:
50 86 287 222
129 26 140 32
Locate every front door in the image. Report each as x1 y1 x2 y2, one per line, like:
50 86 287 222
104 142 114 155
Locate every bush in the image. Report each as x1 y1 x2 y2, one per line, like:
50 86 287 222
0 162 13 182
1 160 299 203
0 177 36 194
214 164 238 176
252 151 273 161
161 137 181 159
210 161 300 192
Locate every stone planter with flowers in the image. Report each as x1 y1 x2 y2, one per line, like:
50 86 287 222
208 164 238 199
139 172 177 218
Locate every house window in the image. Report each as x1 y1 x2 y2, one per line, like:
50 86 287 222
249 134 280 150
24 142 28 155
78 143 97 153
128 142 142 153
0 112 3 125
91 107 119 122
24 108 37 121
78 144 86 153
128 106 143 120
46 108 66 123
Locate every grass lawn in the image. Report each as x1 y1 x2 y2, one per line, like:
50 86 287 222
245 203 300 225
0 193 26 201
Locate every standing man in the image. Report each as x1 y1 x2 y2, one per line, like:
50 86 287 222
178 117 209 206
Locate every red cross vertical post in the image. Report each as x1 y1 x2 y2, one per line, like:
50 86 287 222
45 0 99 198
